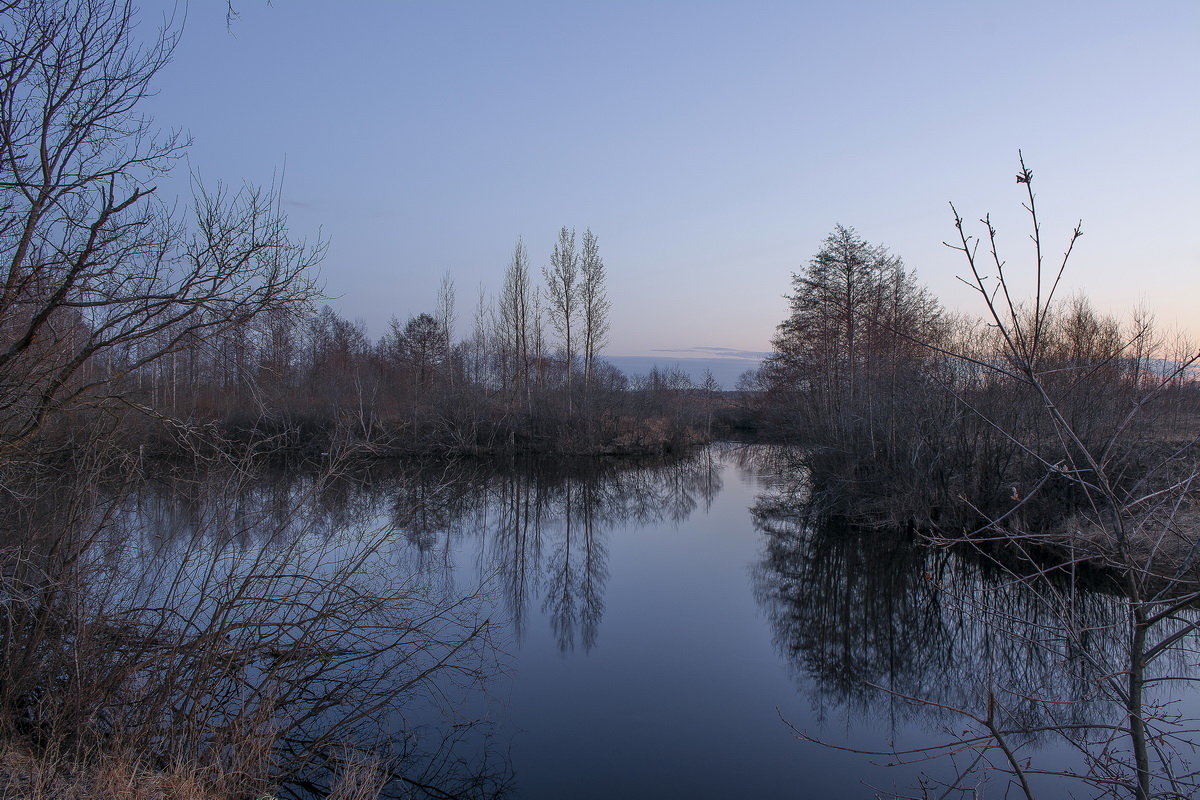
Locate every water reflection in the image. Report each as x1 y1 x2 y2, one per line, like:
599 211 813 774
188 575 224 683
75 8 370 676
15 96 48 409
748 448 1200 797
107 465 511 799
88 449 725 797
753 501 1111 719
133 451 724 653
323 451 725 653
473 453 722 652
70 444 1200 798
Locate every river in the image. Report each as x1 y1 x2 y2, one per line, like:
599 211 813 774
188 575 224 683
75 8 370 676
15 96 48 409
112 444 1200 799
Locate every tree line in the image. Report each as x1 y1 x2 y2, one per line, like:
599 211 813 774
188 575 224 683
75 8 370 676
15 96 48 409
753 220 1198 531
96 224 725 457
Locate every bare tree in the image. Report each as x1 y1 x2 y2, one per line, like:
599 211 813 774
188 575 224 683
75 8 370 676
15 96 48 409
579 228 610 406
543 226 579 411
699 368 720 435
928 158 1200 799
788 157 1200 800
400 312 448 393
497 238 533 405
0 0 322 452
531 283 547 392
436 270 456 388
762 225 942 451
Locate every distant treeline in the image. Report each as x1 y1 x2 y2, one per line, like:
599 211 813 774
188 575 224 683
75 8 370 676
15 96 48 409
82 229 738 458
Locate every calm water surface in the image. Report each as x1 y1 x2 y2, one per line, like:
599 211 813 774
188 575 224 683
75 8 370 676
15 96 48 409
453 449 918 800
125 445 1200 799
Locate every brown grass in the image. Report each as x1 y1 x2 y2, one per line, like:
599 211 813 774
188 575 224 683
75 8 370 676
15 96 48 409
0 742 398 800
0 745 227 800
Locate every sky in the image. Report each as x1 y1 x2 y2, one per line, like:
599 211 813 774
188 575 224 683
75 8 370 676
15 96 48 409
138 0 1198 367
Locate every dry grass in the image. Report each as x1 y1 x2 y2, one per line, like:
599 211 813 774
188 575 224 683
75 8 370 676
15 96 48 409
1052 502 1200 589
0 743 398 800
0 745 227 800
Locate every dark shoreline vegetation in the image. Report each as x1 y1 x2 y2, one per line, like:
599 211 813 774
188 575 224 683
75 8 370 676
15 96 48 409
1 1 1197 799
747 212 1200 590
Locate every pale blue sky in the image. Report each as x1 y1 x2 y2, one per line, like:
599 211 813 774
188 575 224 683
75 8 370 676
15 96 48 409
140 1 1198 355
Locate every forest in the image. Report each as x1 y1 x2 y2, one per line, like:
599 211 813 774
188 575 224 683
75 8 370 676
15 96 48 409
0 1 1197 799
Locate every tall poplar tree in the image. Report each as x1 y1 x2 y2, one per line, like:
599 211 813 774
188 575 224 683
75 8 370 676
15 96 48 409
579 228 611 403
499 238 533 406
543 227 579 409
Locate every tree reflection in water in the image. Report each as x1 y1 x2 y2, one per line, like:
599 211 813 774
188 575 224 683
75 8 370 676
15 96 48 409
110 464 512 800
747 448 1200 798
94 444 1199 798
103 449 726 797
481 452 722 652
355 450 723 653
